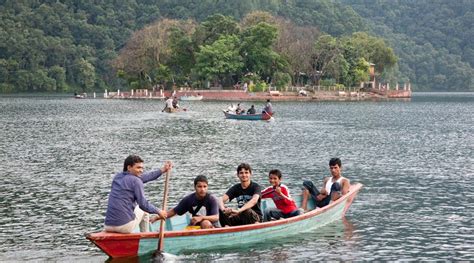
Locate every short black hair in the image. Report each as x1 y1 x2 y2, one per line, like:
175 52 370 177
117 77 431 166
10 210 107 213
123 155 144 172
329 158 342 167
237 163 252 173
194 175 208 186
268 169 282 179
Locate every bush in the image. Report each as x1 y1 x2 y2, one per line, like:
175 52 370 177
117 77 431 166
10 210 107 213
254 81 268 92
320 79 335 86
273 72 291 90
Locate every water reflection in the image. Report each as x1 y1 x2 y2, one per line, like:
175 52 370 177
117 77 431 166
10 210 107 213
105 252 179 263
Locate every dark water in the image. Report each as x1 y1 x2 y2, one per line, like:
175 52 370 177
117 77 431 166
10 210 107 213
0 93 473 262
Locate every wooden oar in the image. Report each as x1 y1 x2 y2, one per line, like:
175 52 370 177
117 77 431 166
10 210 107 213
157 169 171 252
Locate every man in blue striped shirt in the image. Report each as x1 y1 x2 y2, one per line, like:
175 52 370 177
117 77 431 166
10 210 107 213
104 155 172 233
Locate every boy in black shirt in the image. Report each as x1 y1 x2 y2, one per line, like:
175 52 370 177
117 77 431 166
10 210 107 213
219 163 262 226
152 175 219 229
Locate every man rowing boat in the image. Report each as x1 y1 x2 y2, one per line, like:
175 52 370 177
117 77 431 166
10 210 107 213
104 155 172 233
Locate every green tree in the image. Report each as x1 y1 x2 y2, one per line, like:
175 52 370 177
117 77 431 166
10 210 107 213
48 66 67 91
194 34 243 86
312 35 341 85
193 14 240 46
76 58 96 92
240 22 286 83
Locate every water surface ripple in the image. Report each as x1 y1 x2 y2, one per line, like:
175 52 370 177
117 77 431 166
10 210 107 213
0 93 472 261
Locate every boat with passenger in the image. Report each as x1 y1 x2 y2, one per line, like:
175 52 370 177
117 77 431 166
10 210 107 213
223 111 273 121
74 92 87 99
86 183 362 257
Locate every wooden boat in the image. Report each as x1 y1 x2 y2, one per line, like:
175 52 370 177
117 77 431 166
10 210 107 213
223 110 273 121
179 95 203 101
162 107 187 113
86 183 362 258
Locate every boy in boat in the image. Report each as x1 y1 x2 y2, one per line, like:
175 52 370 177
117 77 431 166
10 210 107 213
163 97 174 112
261 169 302 221
247 105 256 114
235 103 244 115
104 155 171 233
219 163 263 226
151 175 219 229
262 99 273 115
301 158 350 212
172 96 180 109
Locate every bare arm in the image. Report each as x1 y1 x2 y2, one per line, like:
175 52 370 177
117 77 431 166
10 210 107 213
150 209 172 223
341 178 350 195
319 177 329 195
191 214 219 225
219 194 229 210
166 208 177 218
331 178 351 201
275 186 291 200
234 194 259 214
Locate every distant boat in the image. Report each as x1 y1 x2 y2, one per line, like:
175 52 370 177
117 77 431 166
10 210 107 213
86 183 363 257
223 110 273 121
180 95 203 101
74 93 87 99
163 107 187 113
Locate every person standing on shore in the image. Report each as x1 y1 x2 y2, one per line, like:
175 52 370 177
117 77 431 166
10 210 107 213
104 155 172 233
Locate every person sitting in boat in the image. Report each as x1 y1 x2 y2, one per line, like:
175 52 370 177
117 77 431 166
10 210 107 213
301 158 350 212
104 155 171 233
226 103 236 113
163 97 174 113
151 175 219 229
247 105 256 115
262 99 273 115
261 169 302 221
219 163 263 226
172 96 180 109
235 103 245 115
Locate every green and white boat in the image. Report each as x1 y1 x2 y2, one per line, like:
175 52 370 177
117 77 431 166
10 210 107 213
86 183 363 258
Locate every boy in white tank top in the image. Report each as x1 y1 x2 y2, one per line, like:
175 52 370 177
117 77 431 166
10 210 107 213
301 158 350 212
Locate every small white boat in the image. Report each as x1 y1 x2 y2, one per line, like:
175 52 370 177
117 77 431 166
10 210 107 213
180 95 203 101
74 93 87 99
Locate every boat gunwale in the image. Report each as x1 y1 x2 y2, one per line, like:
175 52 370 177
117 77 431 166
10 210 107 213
86 183 362 241
179 95 203 101
223 110 273 120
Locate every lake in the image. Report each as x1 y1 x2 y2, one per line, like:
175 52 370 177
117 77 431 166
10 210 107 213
0 92 472 261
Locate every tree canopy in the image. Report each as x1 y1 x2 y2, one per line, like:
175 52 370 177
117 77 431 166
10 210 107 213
112 13 395 90
0 0 472 92
343 0 474 91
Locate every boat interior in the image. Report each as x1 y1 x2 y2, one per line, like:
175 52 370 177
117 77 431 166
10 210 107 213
146 195 317 232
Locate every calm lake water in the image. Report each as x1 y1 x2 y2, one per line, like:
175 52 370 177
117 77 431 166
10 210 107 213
0 92 473 262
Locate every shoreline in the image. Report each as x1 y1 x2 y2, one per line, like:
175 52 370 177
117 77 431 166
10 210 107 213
104 88 412 102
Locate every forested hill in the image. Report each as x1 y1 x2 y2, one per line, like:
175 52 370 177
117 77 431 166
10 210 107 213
342 0 474 91
0 0 472 93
